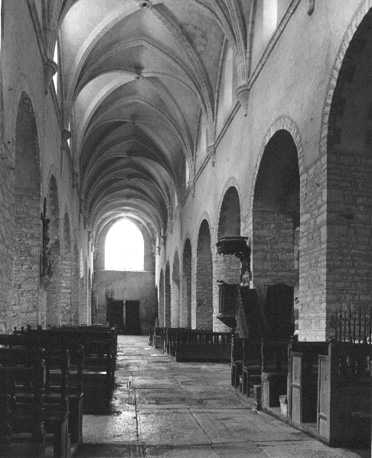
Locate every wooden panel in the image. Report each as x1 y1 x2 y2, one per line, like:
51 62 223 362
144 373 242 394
290 353 302 425
328 342 371 446
107 300 124 330
175 343 231 362
317 355 330 441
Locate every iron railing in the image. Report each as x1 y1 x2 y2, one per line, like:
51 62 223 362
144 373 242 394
329 306 372 344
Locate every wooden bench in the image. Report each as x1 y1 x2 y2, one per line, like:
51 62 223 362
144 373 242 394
15 325 117 414
150 328 232 363
0 366 47 458
175 342 231 362
260 339 289 409
175 331 232 362
241 340 261 396
231 336 244 387
0 346 70 458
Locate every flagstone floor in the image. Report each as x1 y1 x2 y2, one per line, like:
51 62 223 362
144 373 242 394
77 335 370 458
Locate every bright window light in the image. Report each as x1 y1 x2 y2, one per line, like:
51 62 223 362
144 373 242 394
197 114 207 155
53 42 59 92
263 0 278 40
67 121 71 148
105 219 144 271
185 160 190 185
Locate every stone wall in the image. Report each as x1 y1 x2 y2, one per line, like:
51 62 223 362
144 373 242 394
0 141 14 332
171 252 180 327
1 0 371 345
0 1 92 331
158 1 367 341
181 240 192 328
165 263 171 327
93 270 156 333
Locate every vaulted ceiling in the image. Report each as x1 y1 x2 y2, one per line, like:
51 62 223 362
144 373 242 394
56 0 251 242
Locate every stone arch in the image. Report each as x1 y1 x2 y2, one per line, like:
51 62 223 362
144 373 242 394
195 212 213 247
319 0 372 156
322 7 372 332
215 186 242 319
218 186 241 239
46 175 61 326
165 262 171 327
196 220 213 330
252 129 300 337
172 251 180 327
13 92 41 328
251 117 304 211
182 239 192 328
158 269 165 326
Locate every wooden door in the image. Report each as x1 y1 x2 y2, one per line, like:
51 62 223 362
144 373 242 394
107 300 124 330
125 300 140 334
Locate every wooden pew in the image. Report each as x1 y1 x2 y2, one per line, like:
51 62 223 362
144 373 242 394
0 346 70 458
3 331 85 445
288 341 328 425
44 346 84 449
15 325 117 414
231 336 244 387
149 328 232 362
174 330 232 362
317 342 371 447
241 340 261 396
287 340 371 446
260 339 288 409
0 366 47 458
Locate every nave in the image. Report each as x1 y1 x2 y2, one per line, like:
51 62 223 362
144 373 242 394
77 336 367 458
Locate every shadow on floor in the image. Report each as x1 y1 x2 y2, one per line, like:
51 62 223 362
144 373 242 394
77 443 145 457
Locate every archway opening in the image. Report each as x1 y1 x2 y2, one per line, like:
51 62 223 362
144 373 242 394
172 252 180 327
326 9 372 338
182 240 192 328
196 220 213 330
158 269 164 326
216 187 242 331
165 262 171 327
217 186 241 282
13 92 41 328
104 219 144 271
252 130 299 339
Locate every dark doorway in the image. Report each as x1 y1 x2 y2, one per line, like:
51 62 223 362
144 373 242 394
264 284 294 340
107 299 124 330
125 300 140 334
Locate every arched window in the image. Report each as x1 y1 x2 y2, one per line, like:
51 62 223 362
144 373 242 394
67 121 71 148
53 40 59 93
263 0 278 40
197 112 207 156
105 219 144 271
185 160 190 187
